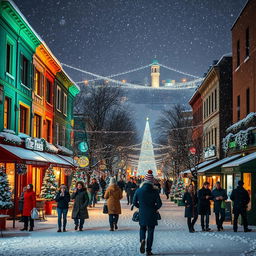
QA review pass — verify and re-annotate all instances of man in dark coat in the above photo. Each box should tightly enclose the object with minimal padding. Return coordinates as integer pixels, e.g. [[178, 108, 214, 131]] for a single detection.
[[117, 178, 126, 192], [211, 181, 228, 231], [230, 180, 252, 232], [90, 178, 100, 207], [71, 181, 89, 231], [125, 177, 135, 205], [164, 179, 172, 199], [133, 170, 162, 256], [99, 177, 107, 199], [198, 181, 212, 231]]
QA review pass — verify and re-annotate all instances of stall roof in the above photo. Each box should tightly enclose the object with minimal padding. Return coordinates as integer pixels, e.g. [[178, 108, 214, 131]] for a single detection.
[[222, 152, 256, 168], [198, 154, 241, 173], [0, 144, 48, 165], [57, 155, 78, 167], [182, 159, 216, 174], [34, 152, 72, 167]]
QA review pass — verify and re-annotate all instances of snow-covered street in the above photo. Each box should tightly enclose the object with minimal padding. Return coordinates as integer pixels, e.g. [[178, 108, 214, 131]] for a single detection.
[[1, 197, 255, 256]]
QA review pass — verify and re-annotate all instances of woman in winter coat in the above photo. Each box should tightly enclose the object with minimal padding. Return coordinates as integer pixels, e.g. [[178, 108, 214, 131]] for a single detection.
[[55, 184, 70, 232], [182, 184, 198, 232], [104, 177, 123, 231], [21, 184, 36, 231], [71, 181, 89, 231], [18, 186, 27, 222]]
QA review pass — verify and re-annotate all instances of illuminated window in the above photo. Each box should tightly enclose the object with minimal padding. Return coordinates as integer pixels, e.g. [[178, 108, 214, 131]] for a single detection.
[[46, 119, 51, 142], [243, 173, 251, 211], [4, 97, 11, 129], [20, 105, 28, 134], [46, 79, 52, 104], [33, 114, 41, 138], [34, 69, 43, 97]]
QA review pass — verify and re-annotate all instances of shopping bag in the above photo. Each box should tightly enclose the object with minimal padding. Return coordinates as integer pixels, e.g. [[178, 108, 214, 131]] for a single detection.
[[132, 210, 139, 222], [31, 208, 39, 219], [103, 203, 108, 214]]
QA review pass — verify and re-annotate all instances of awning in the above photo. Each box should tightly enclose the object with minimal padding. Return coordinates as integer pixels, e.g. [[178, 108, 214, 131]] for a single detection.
[[182, 159, 216, 174], [198, 154, 241, 174], [222, 152, 256, 172], [57, 154, 78, 167], [0, 144, 48, 166], [34, 151, 73, 168]]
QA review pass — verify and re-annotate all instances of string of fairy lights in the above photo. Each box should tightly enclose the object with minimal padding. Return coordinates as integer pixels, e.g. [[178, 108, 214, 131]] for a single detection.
[[61, 62, 203, 89]]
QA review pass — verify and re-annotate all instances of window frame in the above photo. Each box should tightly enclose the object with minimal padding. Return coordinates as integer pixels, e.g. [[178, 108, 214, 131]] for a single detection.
[[63, 93, 67, 116], [33, 114, 42, 138], [4, 97, 11, 129], [19, 105, 28, 134], [21, 54, 29, 87], [56, 85, 62, 112], [46, 79, 52, 104]]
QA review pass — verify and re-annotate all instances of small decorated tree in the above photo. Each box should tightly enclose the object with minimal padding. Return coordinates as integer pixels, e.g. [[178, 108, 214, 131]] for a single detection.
[[70, 170, 87, 193], [0, 166, 13, 210], [174, 179, 185, 200], [40, 166, 58, 200]]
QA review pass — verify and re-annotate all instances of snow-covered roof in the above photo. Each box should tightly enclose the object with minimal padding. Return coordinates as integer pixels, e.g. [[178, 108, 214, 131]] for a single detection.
[[198, 154, 241, 173], [222, 152, 256, 168], [182, 159, 216, 174], [34, 151, 72, 166], [58, 154, 78, 167]]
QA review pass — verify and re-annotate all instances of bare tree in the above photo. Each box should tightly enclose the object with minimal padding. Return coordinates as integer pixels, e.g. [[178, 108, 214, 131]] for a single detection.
[[74, 85, 137, 178], [156, 104, 203, 189]]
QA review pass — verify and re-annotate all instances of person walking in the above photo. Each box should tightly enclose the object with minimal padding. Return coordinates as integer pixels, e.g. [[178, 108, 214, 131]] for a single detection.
[[182, 184, 198, 233], [117, 177, 126, 193], [90, 178, 100, 207], [133, 170, 162, 255], [230, 180, 252, 232], [55, 184, 70, 232], [18, 186, 27, 222], [211, 181, 227, 231], [71, 181, 89, 231], [164, 179, 172, 199], [99, 177, 107, 199], [20, 184, 36, 231], [198, 181, 212, 231], [104, 177, 123, 231], [125, 177, 134, 205]]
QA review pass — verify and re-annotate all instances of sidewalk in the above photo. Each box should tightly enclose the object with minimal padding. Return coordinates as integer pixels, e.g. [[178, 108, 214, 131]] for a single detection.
[[1, 196, 256, 256]]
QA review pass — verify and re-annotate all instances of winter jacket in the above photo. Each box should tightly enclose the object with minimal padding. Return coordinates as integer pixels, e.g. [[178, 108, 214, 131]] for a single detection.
[[18, 192, 24, 212], [230, 186, 250, 214], [104, 184, 123, 214], [23, 190, 36, 217], [182, 192, 198, 218], [211, 188, 228, 213], [164, 181, 172, 193], [126, 182, 137, 195], [71, 189, 89, 219], [198, 187, 212, 215], [91, 182, 100, 194], [133, 181, 162, 226], [117, 180, 126, 191], [55, 191, 70, 209], [100, 179, 107, 190]]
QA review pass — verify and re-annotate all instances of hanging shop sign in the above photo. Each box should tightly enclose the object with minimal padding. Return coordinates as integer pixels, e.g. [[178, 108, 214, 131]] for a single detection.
[[25, 138, 44, 151], [78, 142, 88, 153], [77, 156, 89, 168]]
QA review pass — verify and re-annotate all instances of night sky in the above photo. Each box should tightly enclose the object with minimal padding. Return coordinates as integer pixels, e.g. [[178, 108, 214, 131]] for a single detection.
[[14, 0, 246, 84]]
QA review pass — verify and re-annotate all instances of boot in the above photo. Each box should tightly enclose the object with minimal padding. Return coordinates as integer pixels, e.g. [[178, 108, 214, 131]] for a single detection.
[[244, 228, 252, 232], [75, 225, 78, 230], [140, 240, 145, 254], [57, 229, 61, 232], [29, 227, 33, 231], [114, 223, 118, 230], [20, 228, 28, 231]]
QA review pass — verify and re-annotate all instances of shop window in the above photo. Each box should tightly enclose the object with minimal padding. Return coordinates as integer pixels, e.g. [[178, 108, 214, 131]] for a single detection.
[[34, 69, 43, 97], [0, 163, 15, 198], [33, 114, 41, 138], [6, 43, 13, 74], [21, 54, 29, 86], [53, 167, 61, 186], [19, 105, 28, 134], [243, 173, 251, 211], [32, 167, 42, 197], [226, 175, 233, 199], [46, 79, 52, 104], [245, 27, 250, 58], [46, 119, 51, 142], [63, 93, 67, 116], [56, 86, 62, 111], [4, 97, 11, 129], [56, 123, 59, 145]]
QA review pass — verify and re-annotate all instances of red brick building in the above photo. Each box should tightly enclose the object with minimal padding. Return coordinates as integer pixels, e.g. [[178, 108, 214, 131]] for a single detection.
[[232, 0, 256, 123]]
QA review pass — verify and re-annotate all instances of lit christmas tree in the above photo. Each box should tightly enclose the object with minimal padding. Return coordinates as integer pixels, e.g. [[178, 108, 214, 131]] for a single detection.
[[70, 170, 87, 193], [40, 166, 58, 200], [173, 179, 185, 199], [0, 166, 13, 209]]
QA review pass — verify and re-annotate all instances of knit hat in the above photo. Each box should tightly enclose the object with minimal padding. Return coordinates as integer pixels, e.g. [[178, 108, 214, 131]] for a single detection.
[[144, 170, 154, 183]]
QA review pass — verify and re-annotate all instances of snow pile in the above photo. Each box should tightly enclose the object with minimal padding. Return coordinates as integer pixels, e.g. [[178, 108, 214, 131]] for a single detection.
[[226, 112, 256, 133], [43, 140, 58, 154], [56, 145, 73, 156], [18, 133, 30, 139], [0, 130, 22, 145]]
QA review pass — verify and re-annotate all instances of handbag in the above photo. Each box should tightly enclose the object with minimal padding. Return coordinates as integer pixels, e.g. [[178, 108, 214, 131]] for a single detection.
[[31, 208, 39, 219], [103, 203, 108, 214], [156, 211, 161, 220], [221, 200, 226, 209], [132, 210, 139, 222]]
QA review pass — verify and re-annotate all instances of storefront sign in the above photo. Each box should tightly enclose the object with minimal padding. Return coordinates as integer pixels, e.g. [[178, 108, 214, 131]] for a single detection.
[[204, 146, 216, 159], [25, 138, 44, 151], [77, 156, 89, 168]]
